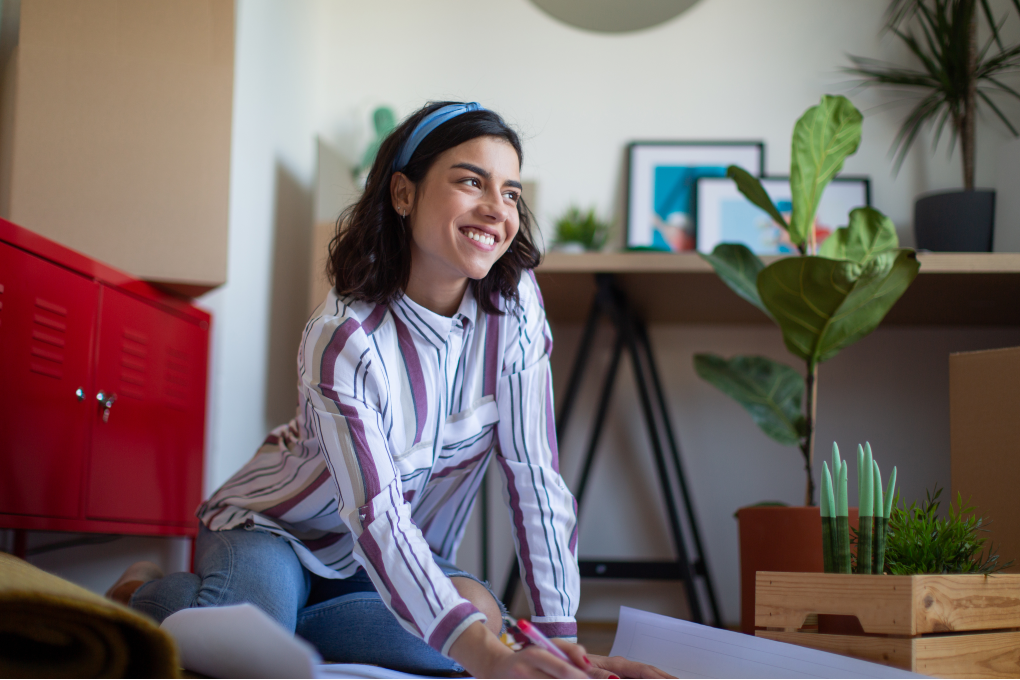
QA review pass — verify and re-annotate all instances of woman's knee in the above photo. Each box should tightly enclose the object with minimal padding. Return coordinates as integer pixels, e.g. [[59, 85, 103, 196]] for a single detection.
[[450, 576, 502, 636], [130, 572, 202, 624], [192, 527, 310, 630]]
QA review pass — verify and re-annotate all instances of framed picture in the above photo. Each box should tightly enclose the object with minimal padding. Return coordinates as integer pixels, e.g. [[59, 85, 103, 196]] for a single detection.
[[626, 142, 765, 252], [695, 176, 871, 255]]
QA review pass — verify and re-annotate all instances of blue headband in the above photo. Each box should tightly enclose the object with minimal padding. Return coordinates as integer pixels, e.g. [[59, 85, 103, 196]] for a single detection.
[[393, 102, 484, 171]]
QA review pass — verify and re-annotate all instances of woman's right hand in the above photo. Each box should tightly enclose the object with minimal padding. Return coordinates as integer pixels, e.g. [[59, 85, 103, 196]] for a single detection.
[[488, 643, 591, 679], [449, 621, 591, 678]]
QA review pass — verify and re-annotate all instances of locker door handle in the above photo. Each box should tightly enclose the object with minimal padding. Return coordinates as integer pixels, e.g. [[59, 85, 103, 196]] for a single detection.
[[96, 391, 117, 422]]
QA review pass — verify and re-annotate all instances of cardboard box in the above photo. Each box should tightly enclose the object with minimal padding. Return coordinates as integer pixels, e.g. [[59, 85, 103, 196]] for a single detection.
[[0, 0, 234, 292], [950, 346, 1020, 573]]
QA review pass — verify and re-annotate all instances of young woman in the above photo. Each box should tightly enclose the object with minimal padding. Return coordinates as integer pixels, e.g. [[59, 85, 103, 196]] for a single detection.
[[109, 102, 667, 679]]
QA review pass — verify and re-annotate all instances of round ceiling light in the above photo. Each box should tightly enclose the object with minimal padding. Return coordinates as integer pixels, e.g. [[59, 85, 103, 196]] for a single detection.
[[530, 0, 701, 33]]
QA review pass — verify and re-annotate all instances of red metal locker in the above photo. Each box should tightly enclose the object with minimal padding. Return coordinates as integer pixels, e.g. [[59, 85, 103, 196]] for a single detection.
[[86, 287, 206, 524], [0, 242, 99, 518]]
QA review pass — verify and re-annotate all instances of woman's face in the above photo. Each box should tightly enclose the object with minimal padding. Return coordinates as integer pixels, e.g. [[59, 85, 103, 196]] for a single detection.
[[395, 135, 522, 289]]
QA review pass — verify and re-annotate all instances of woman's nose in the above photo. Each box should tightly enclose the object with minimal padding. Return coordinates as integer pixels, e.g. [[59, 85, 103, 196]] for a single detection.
[[480, 188, 510, 222]]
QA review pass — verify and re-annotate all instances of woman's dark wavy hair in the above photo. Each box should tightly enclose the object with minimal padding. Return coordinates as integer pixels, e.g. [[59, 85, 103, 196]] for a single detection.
[[326, 101, 541, 316]]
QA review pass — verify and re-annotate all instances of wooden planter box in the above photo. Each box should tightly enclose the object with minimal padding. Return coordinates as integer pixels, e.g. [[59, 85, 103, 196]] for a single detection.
[[755, 571, 1020, 677]]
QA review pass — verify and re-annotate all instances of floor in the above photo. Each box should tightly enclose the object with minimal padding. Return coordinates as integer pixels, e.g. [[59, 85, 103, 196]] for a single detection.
[[576, 621, 618, 656]]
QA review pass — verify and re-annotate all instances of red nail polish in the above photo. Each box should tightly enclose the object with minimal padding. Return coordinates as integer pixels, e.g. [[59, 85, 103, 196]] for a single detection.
[[609, 675, 621, 679], [583, 656, 591, 665]]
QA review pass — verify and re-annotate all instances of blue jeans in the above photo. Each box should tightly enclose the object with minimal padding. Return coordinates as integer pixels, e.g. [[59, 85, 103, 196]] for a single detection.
[[131, 525, 504, 674]]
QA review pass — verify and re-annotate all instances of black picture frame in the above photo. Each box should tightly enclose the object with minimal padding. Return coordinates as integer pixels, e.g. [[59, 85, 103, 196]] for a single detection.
[[625, 141, 765, 252]]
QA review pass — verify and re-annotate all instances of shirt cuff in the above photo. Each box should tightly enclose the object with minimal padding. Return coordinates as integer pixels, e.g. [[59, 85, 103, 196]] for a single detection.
[[426, 600, 487, 657], [530, 617, 577, 639]]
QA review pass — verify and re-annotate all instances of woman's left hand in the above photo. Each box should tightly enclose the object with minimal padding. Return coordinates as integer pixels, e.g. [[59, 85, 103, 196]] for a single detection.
[[585, 654, 674, 679]]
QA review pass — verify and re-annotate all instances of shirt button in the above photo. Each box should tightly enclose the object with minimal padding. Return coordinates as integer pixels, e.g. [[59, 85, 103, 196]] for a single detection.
[[244, 518, 255, 530]]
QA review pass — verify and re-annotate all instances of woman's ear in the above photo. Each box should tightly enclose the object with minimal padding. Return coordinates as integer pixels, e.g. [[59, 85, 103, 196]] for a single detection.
[[390, 171, 414, 217]]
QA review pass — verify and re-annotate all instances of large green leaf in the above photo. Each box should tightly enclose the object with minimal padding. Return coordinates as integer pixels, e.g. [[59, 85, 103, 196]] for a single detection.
[[694, 354, 806, 446], [699, 243, 771, 319], [758, 250, 920, 364], [818, 207, 899, 263], [727, 166, 789, 231], [790, 96, 863, 246]]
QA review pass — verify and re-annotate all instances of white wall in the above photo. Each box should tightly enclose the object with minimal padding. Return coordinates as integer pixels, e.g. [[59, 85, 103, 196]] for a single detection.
[[199, 0, 321, 492]]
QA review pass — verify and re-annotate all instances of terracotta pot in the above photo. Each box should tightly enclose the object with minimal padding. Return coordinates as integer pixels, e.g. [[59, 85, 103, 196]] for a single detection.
[[736, 505, 859, 634]]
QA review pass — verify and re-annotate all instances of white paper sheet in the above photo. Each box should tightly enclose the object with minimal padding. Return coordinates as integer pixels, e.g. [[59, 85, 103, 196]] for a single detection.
[[160, 603, 447, 679], [609, 606, 925, 679]]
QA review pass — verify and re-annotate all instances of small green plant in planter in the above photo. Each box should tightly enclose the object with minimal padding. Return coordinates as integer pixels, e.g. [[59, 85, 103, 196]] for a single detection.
[[552, 206, 610, 253], [821, 442, 898, 574], [694, 95, 921, 506], [884, 484, 1013, 575]]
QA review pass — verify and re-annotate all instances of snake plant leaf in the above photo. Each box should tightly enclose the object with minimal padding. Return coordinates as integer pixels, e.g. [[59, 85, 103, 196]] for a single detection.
[[693, 354, 806, 446], [790, 95, 863, 246], [726, 166, 789, 231], [757, 249, 920, 365], [699, 243, 771, 318], [818, 207, 899, 264]]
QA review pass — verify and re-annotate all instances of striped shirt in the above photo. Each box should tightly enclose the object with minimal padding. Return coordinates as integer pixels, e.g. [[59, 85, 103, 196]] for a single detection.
[[197, 271, 580, 655]]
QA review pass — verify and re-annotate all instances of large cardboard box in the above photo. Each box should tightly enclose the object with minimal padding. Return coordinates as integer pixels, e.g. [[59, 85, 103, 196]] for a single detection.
[[950, 346, 1020, 572], [0, 0, 234, 293]]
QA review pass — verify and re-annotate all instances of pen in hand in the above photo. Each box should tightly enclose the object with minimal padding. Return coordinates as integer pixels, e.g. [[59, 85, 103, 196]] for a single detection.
[[506, 616, 586, 671]]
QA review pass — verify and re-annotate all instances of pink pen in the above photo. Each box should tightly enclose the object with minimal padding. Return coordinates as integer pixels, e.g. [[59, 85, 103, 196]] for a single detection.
[[509, 616, 584, 670]]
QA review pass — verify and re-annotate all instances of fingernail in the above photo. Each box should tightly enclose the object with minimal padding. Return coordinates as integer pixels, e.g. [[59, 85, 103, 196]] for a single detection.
[[609, 675, 621, 679], [583, 655, 591, 665]]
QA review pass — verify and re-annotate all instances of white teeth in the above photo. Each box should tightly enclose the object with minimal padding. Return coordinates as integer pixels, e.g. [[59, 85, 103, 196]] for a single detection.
[[466, 230, 494, 246]]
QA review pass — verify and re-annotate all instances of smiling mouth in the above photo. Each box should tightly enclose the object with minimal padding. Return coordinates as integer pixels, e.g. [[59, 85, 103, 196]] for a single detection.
[[461, 227, 496, 246]]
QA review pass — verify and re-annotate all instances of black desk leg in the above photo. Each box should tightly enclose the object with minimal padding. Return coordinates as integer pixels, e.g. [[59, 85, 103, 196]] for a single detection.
[[635, 318, 722, 625]]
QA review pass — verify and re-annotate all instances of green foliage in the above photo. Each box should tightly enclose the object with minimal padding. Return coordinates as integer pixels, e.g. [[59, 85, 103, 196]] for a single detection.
[[846, 0, 1020, 184], [818, 207, 899, 263], [695, 95, 920, 505], [884, 485, 1013, 575], [727, 167, 789, 232], [757, 250, 920, 364], [698, 244, 771, 319], [553, 207, 610, 251], [693, 354, 807, 446], [356, 106, 397, 177], [789, 96, 864, 246]]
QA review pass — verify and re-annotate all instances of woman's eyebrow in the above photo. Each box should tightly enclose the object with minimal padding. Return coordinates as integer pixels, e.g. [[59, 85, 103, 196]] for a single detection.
[[451, 162, 522, 190]]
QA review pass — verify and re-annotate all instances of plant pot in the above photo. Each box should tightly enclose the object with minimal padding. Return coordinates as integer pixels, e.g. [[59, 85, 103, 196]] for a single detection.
[[914, 189, 996, 252], [755, 571, 1020, 675], [736, 505, 859, 634]]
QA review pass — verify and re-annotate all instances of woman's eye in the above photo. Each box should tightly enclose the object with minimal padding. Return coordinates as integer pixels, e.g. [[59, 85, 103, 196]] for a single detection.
[[461, 177, 481, 189], [504, 191, 520, 203]]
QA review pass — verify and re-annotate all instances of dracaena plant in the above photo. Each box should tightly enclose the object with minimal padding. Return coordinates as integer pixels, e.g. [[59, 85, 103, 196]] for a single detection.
[[846, 0, 1020, 190], [694, 95, 921, 506]]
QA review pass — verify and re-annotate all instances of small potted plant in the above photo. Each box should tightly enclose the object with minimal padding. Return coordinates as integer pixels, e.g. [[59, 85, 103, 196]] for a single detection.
[[551, 206, 610, 253], [692, 94, 921, 632], [755, 483, 1020, 674], [845, 0, 1020, 251]]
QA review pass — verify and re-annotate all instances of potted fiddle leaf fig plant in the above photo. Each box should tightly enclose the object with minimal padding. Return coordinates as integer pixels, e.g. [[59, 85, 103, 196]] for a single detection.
[[696, 95, 921, 633]]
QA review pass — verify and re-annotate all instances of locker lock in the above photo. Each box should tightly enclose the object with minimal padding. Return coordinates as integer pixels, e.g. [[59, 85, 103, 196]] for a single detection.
[[96, 391, 117, 422]]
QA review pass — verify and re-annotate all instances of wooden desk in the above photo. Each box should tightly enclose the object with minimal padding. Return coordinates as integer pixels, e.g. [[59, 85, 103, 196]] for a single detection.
[[535, 252, 1020, 325]]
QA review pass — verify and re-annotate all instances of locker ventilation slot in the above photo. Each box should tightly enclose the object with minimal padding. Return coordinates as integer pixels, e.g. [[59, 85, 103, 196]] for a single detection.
[[120, 329, 148, 399], [30, 297, 66, 379], [165, 346, 190, 409]]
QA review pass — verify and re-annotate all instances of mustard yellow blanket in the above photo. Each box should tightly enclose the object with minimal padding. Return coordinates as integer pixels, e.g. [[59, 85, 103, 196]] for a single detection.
[[0, 552, 179, 678]]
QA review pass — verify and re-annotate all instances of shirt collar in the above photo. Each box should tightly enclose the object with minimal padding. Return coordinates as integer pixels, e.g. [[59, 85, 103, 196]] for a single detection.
[[396, 286, 479, 341]]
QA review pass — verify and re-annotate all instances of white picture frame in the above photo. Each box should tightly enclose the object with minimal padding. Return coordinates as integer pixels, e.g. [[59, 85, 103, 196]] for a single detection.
[[696, 176, 871, 255]]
